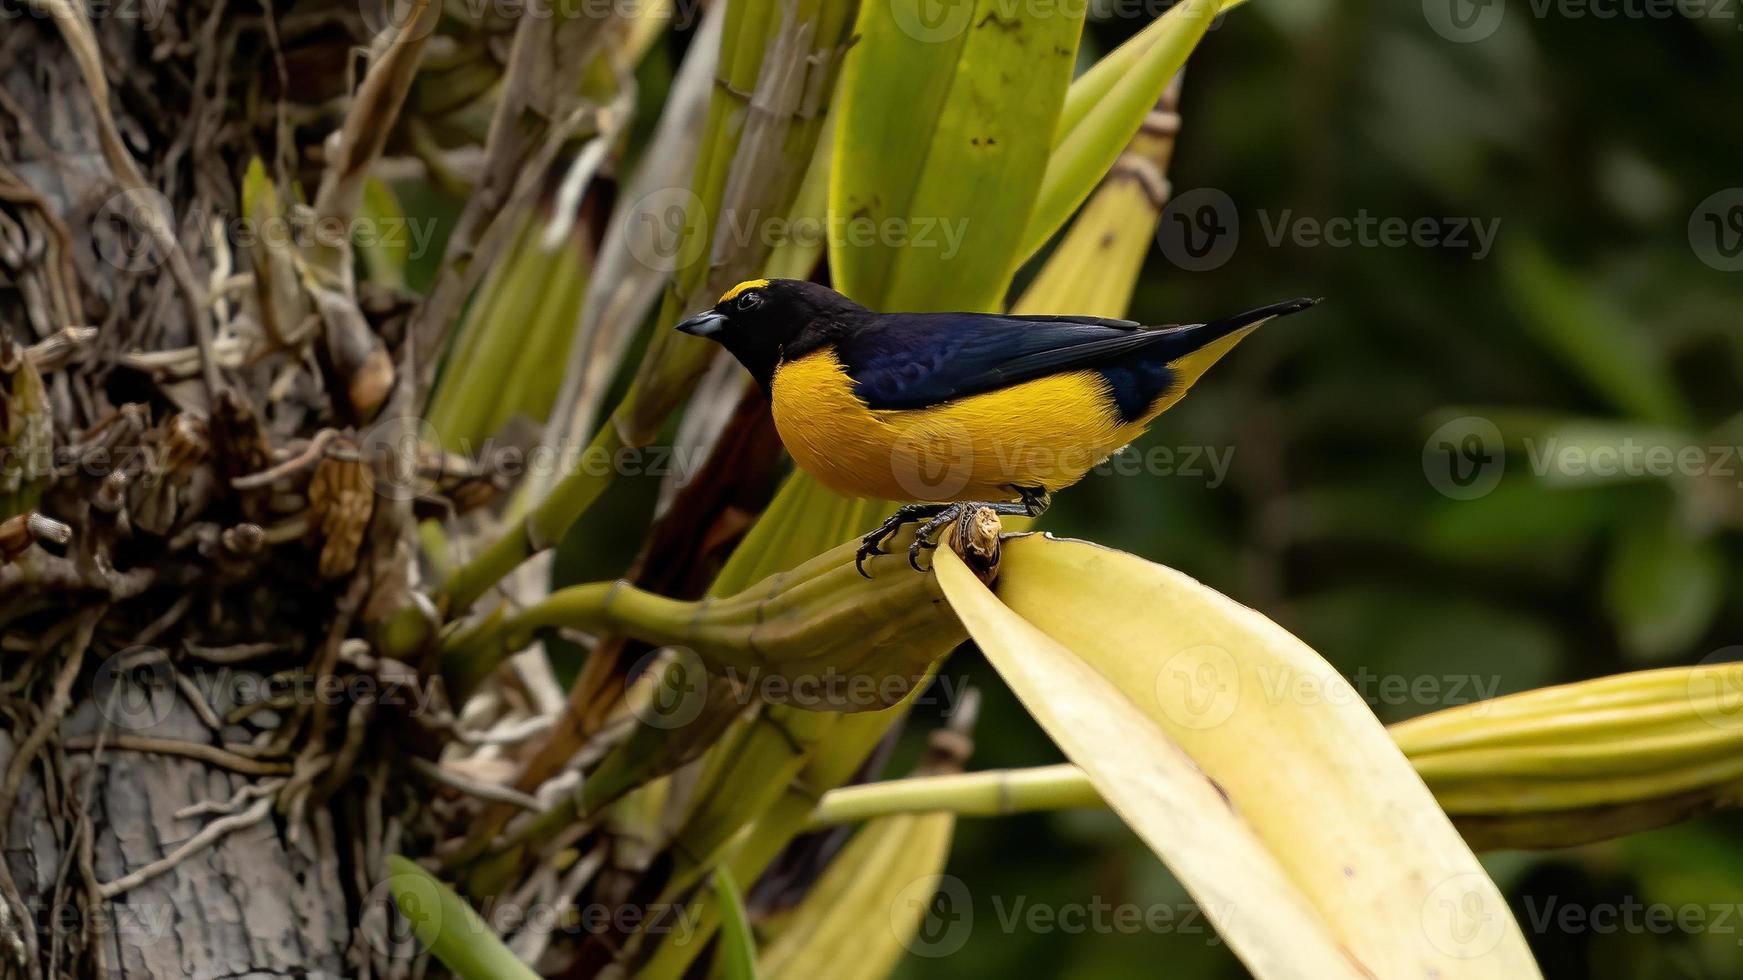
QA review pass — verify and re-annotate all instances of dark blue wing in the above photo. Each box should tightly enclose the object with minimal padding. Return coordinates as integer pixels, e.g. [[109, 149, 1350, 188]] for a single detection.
[[837, 312, 1146, 410], [834, 299, 1317, 420]]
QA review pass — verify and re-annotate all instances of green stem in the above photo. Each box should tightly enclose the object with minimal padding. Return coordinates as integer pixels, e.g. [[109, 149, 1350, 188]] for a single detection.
[[433, 421, 626, 615], [440, 572, 690, 703], [384, 856, 539, 980], [806, 764, 1101, 829]]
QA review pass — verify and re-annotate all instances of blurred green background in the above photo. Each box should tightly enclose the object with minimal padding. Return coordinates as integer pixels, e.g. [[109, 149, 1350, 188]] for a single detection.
[[890, 3, 1743, 978], [440, 1, 1743, 975]]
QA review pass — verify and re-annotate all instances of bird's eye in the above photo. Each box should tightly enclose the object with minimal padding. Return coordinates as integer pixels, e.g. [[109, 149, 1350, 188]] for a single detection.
[[736, 291, 762, 311]]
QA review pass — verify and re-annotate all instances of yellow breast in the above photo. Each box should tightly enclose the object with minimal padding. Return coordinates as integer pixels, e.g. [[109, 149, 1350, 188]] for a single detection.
[[768, 350, 1152, 503]]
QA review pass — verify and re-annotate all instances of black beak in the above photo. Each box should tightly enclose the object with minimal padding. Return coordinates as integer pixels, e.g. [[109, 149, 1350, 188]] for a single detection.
[[676, 310, 726, 338]]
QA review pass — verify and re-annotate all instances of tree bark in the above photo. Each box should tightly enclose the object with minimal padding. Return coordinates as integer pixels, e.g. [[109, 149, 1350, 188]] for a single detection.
[[2, 692, 348, 979], [2, 11, 354, 979]]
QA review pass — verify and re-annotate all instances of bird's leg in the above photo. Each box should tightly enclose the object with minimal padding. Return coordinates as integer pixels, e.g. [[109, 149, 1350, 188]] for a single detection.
[[857, 502, 950, 577], [907, 502, 1031, 570], [1009, 485, 1052, 519], [862, 489, 1054, 575], [905, 489, 1051, 571]]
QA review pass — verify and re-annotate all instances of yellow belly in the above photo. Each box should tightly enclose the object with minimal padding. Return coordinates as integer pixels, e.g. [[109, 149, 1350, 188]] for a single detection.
[[768, 350, 1160, 503]]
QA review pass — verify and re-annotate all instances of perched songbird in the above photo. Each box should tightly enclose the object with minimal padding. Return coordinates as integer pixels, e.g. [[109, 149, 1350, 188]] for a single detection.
[[677, 278, 1316, 574]]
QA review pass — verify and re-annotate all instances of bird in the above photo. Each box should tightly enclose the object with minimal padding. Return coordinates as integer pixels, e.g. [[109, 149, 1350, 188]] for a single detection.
[[676, 278, 1316, 575]]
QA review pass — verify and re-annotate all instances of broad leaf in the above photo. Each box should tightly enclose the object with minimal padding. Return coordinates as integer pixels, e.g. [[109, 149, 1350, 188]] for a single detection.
[[1018, 0, 1241, 260], [831, 0, 1084, 311], [934, 546, 1366, 979], [938, 534, 1541, 978]]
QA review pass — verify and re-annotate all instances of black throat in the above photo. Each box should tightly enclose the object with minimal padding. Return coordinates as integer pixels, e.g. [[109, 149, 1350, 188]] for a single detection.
[[737, 315, 850, 393]]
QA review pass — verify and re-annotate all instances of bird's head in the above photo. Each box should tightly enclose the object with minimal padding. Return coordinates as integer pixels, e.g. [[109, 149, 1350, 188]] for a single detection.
[[676, 278, 864, 389]]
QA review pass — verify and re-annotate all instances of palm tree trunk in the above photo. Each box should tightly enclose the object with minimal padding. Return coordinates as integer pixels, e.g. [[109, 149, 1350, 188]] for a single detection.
[[2, 11, 355, 978]]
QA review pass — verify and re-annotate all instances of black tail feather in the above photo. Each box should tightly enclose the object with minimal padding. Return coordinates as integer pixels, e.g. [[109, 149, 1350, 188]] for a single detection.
[[1137, 296, 1319, 364]]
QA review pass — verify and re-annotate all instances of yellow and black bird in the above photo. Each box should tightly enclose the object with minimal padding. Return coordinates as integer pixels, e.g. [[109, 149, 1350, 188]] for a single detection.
[[677, 278, 1316, 574]]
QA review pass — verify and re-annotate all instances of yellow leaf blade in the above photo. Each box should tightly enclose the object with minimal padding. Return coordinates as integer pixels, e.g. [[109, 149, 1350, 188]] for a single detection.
[[934, 546, 1367, 980], [963, 533, 1541, 978]]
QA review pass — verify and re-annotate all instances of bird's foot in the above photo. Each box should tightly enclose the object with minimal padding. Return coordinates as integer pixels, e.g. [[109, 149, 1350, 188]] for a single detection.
[[859, 489, 1053, 576], [1008, 485, 1053, 519], [905, 503, 1010, 570], [856, 503, 949, 577]]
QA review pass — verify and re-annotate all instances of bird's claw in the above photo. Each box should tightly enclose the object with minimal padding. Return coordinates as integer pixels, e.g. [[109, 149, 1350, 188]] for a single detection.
[[907, 503, 968, 571], [857, 503, 947, 577], [907, 533, 942, 572], [854, 537, 886, 578], [862, 495, 1045, 576]]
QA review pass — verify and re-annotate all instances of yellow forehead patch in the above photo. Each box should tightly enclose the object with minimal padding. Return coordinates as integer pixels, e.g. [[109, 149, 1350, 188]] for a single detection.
[[718, 279, 771, 305]]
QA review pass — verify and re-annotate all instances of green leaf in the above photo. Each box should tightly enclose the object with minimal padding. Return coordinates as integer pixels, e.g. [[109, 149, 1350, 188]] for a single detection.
[[710, 469, 888, 592], [1604, 509, 1724, 661], [359, 176, 409, 288], [713, 867, 760, 980], [1012, 66, 1183, 319], [831, 0, 1084, 311], [615, 0, 855, 444], [1420, 478, 1627, 560], [1017, 0, 1241, 261], [1502, 238, 1693, 428], [428, 218, 589, 448], [435, 1, 855, 611], [383, 856, 539, 980], [240, 156, 276, 222], [1052, 0, 1246, 141]]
